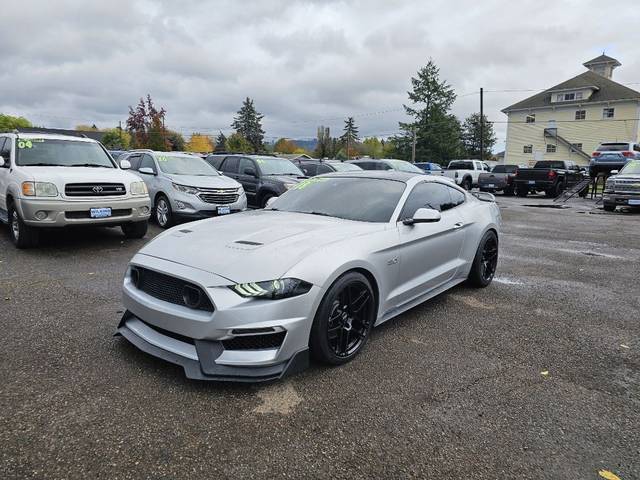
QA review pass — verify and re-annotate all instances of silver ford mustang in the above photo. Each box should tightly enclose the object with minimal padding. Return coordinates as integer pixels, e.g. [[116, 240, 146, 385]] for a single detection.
[[116, 171, 501, 382]]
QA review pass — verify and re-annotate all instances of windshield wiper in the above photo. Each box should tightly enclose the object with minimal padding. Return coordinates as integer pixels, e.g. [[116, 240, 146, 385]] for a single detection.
[[23, 163, 63, 167], [68, 163, 111, 168], [304, 211, 334, 218]]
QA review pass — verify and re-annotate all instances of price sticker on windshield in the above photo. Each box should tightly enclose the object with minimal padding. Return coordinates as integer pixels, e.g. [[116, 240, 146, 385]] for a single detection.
[[293, 177, 329, 190], [17, 140, 33, 149]]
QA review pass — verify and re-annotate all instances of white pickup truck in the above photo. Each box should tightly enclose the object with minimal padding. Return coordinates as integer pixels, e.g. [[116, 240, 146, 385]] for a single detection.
[[0, 132, 151, 248], [443, 160, 491, 190]]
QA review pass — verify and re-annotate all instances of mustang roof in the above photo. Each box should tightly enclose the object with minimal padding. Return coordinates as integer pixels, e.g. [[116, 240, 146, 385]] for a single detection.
[[321, 170, 426, 183]]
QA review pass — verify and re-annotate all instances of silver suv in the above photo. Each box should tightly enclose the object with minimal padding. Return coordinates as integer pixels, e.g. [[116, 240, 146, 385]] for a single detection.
[[0, 132, 150, 248], [121, 150, 247, 228]]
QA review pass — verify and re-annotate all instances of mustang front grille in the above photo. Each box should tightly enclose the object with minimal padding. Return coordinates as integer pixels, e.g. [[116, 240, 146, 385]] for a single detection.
[[131, 267, 214, 312], [222, 332, 286, 350]]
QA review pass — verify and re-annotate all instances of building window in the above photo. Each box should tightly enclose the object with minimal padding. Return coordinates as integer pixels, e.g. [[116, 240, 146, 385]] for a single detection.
[[546, 144, 557, 153], [564, 93, 575, 101], [575, 110, 586, 120], [525, 114, 535, 123], [603, 108, 615, 118], [556, 94, 564, 102], [575, 92, 583, 100], [571, 143, 583, 152], [523, 145, 533, 154]]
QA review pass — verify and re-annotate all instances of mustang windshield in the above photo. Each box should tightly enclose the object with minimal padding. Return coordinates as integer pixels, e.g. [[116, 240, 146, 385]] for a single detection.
[[157, 155, 220, 175], [16, 139, 115, 168], [270, 177, 406, 222]]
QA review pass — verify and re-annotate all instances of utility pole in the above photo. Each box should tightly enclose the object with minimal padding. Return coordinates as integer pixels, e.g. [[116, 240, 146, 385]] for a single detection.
[[118, 120, 122, 147], [411, 127, 416, 163], [479, 87, 484, 162], [347, 135, 350, 161]]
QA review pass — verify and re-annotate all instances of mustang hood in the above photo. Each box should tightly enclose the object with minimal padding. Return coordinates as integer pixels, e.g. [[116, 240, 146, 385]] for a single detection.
[[138, 210, 384, 283]]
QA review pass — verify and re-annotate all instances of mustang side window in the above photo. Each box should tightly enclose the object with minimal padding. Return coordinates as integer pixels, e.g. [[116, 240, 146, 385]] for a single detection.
[[400, 182, 454, 220]]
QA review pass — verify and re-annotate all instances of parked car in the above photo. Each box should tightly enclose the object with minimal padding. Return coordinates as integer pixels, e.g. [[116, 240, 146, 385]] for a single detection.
[[414, 162, 444, 175], [292, 158, 362, 176], [0, 133, 150, 248], [590, 142, 640, 177], [116, 171, 501, 381], [603, 160, 640, 211], [204, 154, 306, 208], [347, 158, 425, 174], [443, 160, 491, 190], [478, 164, 519, 195], [108, 150, 127, 161], [513, 160, 586, 198], [121, 150, 246, 228]]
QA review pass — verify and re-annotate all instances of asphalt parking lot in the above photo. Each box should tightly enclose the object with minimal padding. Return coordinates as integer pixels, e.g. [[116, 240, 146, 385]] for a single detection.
[[1, 196, 638, 480]]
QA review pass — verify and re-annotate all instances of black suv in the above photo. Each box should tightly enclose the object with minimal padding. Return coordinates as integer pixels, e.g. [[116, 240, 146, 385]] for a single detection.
[[292, 158, 362, 176], [205, 154, 306, 207]]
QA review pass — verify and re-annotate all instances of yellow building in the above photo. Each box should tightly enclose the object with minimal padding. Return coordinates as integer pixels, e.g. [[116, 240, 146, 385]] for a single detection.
[[502, 55, 640, 166]]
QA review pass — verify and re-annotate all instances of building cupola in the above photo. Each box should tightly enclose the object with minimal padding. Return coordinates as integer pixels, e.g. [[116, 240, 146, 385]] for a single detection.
[[583, 54, 621, 79]]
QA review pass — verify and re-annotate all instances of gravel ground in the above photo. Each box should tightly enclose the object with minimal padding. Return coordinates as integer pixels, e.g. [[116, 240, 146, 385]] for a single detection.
[[1, 196, 638, 480]]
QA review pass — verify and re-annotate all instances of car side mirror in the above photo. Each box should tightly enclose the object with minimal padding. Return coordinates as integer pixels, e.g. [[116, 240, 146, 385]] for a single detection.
[[265, 197, 278, 208], [120, 159, 131, 170], [403, 208, 441, 225], [0, 157, 5, 168], [243, 167, 257, 177], [139, 167, 156, 175], [610, 170, 619, 175]]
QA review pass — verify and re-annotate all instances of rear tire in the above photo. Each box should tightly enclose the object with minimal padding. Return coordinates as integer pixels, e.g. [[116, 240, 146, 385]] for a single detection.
[[505, 186, 516, 196], [261, 193, 276, 208], [516, 186, 528, 197], [546, 182, 563, 198], [310, 272, 375, 365], [467, 230, 498, 288], [603, 204, 616, 212], [122, 221, 148, 239], [461, 177, 472, 191], [155, 195, 173, 228], [8, 203, 39, 249]]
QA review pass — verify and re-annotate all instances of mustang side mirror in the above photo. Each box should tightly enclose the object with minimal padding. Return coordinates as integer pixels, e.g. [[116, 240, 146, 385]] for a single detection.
[[138, 167, 156, 175], [265, 197, 278, 209], [120, 159, 131, 170], [403, 208, 441, 225]]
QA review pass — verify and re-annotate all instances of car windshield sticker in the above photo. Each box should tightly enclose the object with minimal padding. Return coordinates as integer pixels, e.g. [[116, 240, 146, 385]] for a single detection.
[[292, 177, 329, 190], [157, 155, 170, 162], [256, 159, 265, 165], [17, 140, 34, 149]]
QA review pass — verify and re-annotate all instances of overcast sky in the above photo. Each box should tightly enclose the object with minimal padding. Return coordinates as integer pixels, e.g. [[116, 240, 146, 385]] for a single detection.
[[1, 0, 639, 151]]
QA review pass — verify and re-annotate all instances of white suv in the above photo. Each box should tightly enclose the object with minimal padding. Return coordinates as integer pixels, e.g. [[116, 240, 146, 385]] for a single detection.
[[0, 132, 151, 248]]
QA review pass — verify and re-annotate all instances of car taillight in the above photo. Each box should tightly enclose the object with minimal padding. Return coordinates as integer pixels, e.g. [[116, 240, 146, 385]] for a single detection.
[[547, 170, 557, 179], [622, 151, 634, 157], [592, 152, 601, 157]]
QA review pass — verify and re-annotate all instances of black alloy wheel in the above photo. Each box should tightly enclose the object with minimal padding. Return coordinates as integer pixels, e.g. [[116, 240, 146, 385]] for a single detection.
[[310, 272, 375, 365], [468, 230, 499, 288]]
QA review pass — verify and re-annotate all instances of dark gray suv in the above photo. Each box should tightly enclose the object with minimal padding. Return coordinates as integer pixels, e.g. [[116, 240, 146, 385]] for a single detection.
[[205, 154, 306, 208]]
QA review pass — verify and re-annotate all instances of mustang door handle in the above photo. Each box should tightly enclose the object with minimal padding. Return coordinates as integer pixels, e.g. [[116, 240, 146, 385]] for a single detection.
[[453, 222, 464, 229]]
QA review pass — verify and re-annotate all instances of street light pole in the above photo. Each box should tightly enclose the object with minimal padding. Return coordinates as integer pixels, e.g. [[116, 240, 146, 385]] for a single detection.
[[479, 87, 484, 162]]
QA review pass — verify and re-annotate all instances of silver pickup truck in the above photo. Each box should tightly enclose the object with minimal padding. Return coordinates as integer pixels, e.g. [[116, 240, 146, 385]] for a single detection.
[[0, 132, 151, 248], [603, 160, 640, 212]]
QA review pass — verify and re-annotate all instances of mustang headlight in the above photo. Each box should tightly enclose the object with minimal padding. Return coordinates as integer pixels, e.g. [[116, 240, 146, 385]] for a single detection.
[[230, 278, 312, 300], [130, 181, 148, 195], [173, 183, 199, 195], [22, 181, 58, 197]]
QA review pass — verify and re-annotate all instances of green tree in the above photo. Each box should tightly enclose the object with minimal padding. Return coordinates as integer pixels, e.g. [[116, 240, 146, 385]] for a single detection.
[[461, 113, 496, 160], [215, 131, 227, 152], [395, 59, 463, 163], [0, 113, 32, 131], [361, 137, 383, 158], [231, 97, 265, 153], [339, 117, 359, 158], [166, 130, 186, 151], [101, 127, 131, 149], [126, 94, 169, 150], [273, 138, 299, 154], [226, 132, 252, 152]]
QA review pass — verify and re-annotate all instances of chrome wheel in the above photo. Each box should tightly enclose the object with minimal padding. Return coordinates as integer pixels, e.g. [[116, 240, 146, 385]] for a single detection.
[[480, 235, 498, 282], [11, 210, 20, 241], [326, 281, 373, 358], [156, 199, 169, 227]]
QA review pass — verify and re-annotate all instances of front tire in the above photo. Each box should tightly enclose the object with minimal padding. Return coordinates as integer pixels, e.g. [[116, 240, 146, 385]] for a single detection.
[[310, 272, 375, 365], [461, 177, 472, 191], [516, 186, 528, 197], [155, 195, 173, 228], [122, 221, 148, 239], [603, 204, 616, 212], [8, 203, 39, 249], [467, 230, 498, 288], [261, 193, 276, 209]]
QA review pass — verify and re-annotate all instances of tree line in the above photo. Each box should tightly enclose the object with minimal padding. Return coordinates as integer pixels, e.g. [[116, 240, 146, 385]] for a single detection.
[[1, 59, 495, 162]]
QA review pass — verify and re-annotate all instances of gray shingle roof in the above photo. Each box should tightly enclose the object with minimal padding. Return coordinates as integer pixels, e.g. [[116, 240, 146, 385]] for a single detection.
[[502, 70, 640, 112], [583, 54, 621, 66]]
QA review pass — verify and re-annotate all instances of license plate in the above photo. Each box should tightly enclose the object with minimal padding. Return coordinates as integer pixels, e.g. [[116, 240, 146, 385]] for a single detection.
[[90, 207, 112, 218], [528, 180, 536, 185], [629, 199, 640, 205], [487, 183, 495, 188], [217, 206, 231, 215]]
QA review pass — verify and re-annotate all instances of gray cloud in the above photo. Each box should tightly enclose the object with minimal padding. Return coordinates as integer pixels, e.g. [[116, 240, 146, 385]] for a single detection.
[[1, 0, 639, 150]]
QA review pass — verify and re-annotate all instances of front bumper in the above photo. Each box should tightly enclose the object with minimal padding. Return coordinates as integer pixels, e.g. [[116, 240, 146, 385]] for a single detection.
[[603, 192, 640, 207], [169, 191, 247, 219], [17, 196, 151, 227], [117, 254, 321, 381], [116, 312, 309, 382]]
